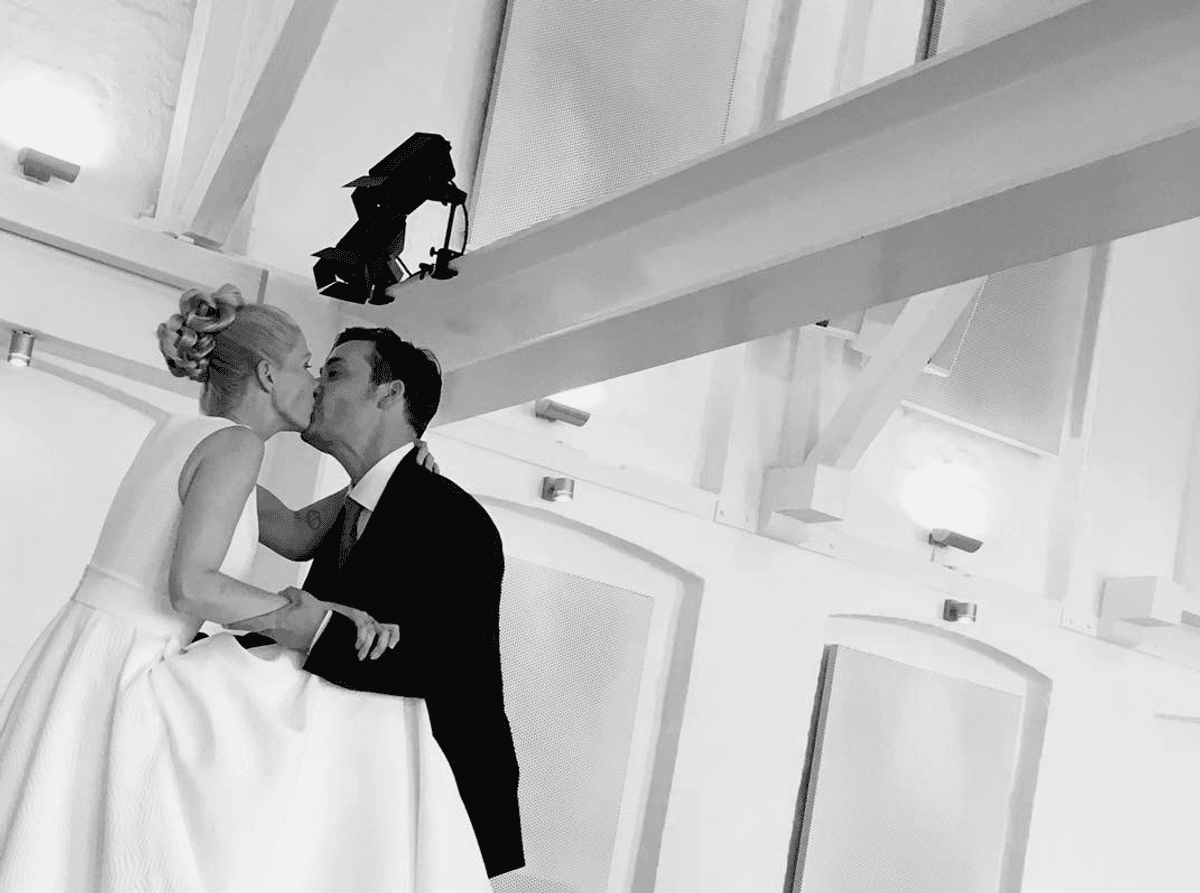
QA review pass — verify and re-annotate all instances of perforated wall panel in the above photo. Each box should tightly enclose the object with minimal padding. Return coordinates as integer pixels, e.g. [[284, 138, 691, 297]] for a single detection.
[[495, 557, 655, 893], [932, 0, 1087, 55], [794, 646, 1022, 893], [470, 0, 750, 248], [906, 249, 1093, 453]]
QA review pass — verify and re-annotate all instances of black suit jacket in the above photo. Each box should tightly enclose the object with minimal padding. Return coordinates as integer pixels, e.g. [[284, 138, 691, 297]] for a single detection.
[[301, 449, 525, 877]]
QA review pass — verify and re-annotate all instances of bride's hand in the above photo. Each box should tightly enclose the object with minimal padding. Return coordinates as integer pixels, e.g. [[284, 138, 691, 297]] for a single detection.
[[326, 602, 400, 661], [414, 439, 440, 475]]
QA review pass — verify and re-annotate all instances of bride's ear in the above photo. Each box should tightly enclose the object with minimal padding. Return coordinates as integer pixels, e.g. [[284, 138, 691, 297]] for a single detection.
[[255, 359, 275, 392]]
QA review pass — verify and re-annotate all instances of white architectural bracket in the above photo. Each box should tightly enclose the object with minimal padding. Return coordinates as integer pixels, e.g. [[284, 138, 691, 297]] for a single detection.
[[761, 463, 852, 525], [1098, 576, 1200, 648], [348, 0, 1200, 426], [806, 280, 981, 470], [759, 279, 980, 528]]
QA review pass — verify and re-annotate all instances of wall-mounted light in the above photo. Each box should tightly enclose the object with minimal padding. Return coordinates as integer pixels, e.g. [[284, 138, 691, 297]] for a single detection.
[[534, 398, 590, 427], [541, 476, 575, 502], [928, 528, 983, 553], [17, 147, 79, 184], [943, 599, 978, 623], [7, 330, 34, 367]]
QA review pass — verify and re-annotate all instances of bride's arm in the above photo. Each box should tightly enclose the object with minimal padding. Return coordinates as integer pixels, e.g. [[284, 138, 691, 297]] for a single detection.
[[255, 440, 441, 563], [169, 426, 297, 624], [256, 485, 347, 562]]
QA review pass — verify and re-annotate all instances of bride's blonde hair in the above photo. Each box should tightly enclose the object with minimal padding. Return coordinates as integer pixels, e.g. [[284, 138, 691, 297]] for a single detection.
[[157, 284, 301, 415]]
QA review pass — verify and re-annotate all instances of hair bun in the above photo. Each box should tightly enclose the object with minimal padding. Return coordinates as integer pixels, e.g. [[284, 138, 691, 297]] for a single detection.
[[156, 284, 245, 383]]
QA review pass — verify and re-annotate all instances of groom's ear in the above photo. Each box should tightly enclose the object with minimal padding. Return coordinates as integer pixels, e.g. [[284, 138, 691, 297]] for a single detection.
[[377, 378, 406, 410]]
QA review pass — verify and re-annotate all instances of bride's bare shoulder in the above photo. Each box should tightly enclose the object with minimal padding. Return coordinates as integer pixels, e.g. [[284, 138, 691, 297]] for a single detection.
[[178, 425, 264, 501]]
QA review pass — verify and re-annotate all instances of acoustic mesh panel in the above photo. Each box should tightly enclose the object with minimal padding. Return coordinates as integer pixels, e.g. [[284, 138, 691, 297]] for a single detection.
[[794, 646, 1022, 893], [495, 557, 655, 893], [906, 249, 1093, 453], [470, 0, 750, 247], [932, 0, 1086, 55]]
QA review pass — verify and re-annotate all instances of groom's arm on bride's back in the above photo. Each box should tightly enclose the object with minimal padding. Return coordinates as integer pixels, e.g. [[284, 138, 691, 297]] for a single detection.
[[256, 485, 348, 562]]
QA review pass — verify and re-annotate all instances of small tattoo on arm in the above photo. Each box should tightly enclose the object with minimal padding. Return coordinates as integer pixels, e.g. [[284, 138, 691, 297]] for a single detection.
[[304, 509, 322, 531]]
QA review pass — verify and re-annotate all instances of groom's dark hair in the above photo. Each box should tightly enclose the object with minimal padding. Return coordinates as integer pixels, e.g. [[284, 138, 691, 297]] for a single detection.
[[334, 327, 442, 436]]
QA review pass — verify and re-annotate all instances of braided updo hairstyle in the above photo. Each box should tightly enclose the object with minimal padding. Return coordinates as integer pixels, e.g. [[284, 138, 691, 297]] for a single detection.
[[157, 284, 302, 416]]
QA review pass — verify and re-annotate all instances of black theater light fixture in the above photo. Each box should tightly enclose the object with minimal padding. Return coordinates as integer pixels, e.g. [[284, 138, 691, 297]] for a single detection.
[[312, 133, 468, 305]]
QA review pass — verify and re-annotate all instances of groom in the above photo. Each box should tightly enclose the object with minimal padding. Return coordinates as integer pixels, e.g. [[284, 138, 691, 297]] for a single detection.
[[263, 326, 524, 878]]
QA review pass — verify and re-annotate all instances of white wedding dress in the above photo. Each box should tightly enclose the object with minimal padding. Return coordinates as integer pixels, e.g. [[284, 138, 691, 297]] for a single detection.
[[0, 415, 492, 893]]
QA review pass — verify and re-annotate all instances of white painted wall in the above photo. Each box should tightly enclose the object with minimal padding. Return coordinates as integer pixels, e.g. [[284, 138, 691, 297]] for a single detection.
[[935, 0, 1090, 55], [842, 404, 1057, 593], [482, 350, 720, 488], [1059, 218, 1200, 628], [417, 431, 1200, 893], [0, 0, 195, 217], [0, 363, 159, 684]]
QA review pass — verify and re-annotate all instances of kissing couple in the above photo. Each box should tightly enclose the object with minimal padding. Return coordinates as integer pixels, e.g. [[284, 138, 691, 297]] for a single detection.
[[0, 284, 524, 892]]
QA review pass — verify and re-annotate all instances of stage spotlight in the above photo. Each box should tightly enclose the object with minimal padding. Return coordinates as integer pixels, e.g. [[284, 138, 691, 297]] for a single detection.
[[312, 133, 468, 305]]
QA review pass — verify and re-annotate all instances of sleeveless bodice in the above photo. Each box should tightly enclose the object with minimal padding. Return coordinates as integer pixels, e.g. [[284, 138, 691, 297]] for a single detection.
[[71, 414, 259, 642]]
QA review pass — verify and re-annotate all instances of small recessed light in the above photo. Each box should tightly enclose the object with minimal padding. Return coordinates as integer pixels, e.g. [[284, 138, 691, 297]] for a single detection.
[[7, 329, 34, 366], [541, 477, 575, 502], [534, 398, 590, 427]]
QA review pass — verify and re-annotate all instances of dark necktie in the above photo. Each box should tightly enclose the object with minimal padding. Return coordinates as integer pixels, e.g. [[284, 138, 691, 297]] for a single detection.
[[337, 497, 364, 570]]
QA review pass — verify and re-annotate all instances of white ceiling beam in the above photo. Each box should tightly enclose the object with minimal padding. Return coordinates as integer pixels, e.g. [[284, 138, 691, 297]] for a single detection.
[[0, 319, 199, 399], [177, 0, 340, 245], [342, 0, 1200, 425], [0, 177, 266, 297]]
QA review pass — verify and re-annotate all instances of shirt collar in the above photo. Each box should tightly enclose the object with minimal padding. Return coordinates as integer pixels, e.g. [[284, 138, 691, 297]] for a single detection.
[[348, 442, 414, 513]]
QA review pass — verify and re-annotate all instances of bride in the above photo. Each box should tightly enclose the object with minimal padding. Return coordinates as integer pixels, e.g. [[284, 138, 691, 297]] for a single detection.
[[0, 285, 492, 892]]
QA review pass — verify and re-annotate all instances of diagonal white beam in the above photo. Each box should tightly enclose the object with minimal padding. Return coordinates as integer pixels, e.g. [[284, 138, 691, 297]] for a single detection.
[[177, 0, 340, 244], [805, 279, 983, 469], [347, 0, 1200, 425], [156, 0, 246, 228]]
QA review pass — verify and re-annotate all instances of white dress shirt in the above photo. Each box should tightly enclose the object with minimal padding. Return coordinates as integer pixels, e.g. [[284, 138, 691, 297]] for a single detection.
[[308, 442, 415, 650], [347, 441, 415, 539]]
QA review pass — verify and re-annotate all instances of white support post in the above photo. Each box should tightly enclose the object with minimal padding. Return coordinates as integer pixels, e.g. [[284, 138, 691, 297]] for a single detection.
[[693, 345, 752, 493]]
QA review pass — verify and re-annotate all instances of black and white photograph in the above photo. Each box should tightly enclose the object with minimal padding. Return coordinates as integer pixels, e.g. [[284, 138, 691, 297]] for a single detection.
[[2, 1, 1199, 891]]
